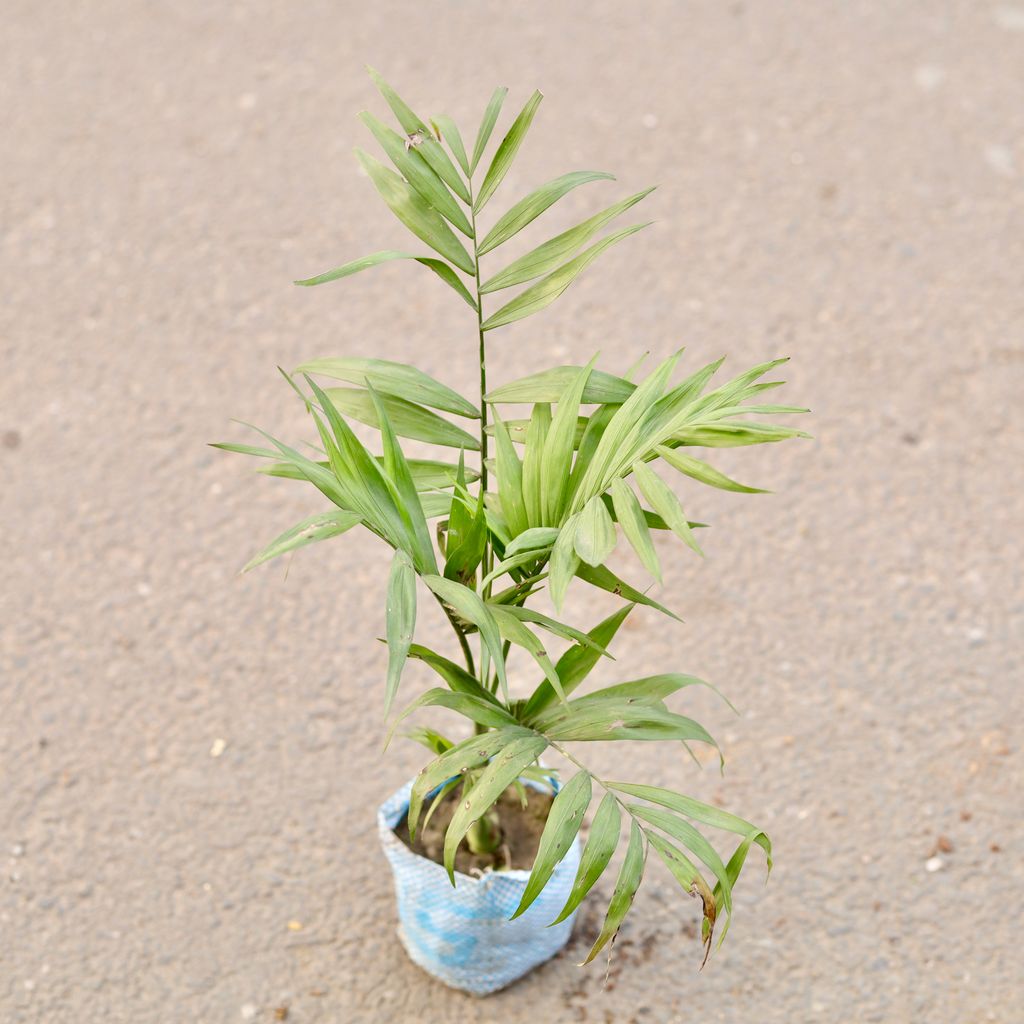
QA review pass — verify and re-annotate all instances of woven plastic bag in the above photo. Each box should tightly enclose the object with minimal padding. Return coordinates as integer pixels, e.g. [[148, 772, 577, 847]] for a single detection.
[[378, 776, 581, 994]]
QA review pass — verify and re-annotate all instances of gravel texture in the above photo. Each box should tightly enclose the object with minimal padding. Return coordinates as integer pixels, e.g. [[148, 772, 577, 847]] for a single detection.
[[2, 2, 1022, 1021]]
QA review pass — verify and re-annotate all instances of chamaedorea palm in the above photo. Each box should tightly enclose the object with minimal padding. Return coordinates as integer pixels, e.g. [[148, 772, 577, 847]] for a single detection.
[[215, 69, 808, 966]]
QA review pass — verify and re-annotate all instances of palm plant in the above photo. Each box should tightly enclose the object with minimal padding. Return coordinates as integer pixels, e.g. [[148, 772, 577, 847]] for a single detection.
[[215, 69, 809, 967]]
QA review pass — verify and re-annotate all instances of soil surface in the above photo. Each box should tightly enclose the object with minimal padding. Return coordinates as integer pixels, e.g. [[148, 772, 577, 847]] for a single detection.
[[395, 786, 555, 875]]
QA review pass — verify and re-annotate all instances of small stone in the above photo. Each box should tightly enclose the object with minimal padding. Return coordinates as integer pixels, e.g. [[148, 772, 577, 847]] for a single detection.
[[2, 430, 20, 450], [914, 65, 945, 92], [287, 920, 303, 931], [241, 1004, 257, 1021], [924, 856, 944, 873], [210, 738, 227, 758], [10, 843, 24, 857], [934, 835, 954, 854]]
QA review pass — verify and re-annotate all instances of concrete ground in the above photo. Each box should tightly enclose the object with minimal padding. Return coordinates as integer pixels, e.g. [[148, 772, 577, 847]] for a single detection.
[[2, 2, 1022, 1021]]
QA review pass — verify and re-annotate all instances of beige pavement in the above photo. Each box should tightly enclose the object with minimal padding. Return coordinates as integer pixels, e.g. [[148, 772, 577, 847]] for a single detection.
[[2, 2, 1022, 1021]]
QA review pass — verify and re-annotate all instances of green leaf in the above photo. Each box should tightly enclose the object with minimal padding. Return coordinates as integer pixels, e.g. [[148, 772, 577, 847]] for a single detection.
[[497, 605, 611, 657], [629, 805, 734, 916], [504, 526, 560, 557], [432, 114, 470, 176], [609, 477, 660, 581], [302, 380, 413, 552], [369, 385, 438, 573], [386, 688, 518, 746], [540, 702, 717, 746], [403, 725, 452, 755], [632, 461, 703, 556], [470, 86, 508, 174], [548, 515, 581, 612], [523, 604, 633, 719], [656, 446, 767, 494], [356, 149, 474, 274], [384, 550, 416, 715], [407, 727, 532, 838], [605, 783, 772, 870], [478, 171, 614, 255], [294, 249, 477, 308], [323, 387, 480, 450], [443, 733, 549, 880], [242, 509, 362, 572], [645, 831, 717, 957], [482, 223, 650, 331], [581, 819, 645, 965], [485, 366, 635, 405], [474, 90, 543, 213], [358, 112, 474, 238], [542, 362, 594, 522], [422, 575, 509, 701], [480, 187, 655, 293], [365, 67, 470, 203], [550, 791, 621, 925], [521, 403, 551, 527], [492, 414, 528, 538], [575, 563, 680, 620], [257, 457, 477, 491], [511, 771, 592, 918], [299, 354, 477, 413], [574, 494, 617, 567], [569, 352, 680, 511], [407, 643, 500, 703], [672, 422, 811, 448], [489, 606, 565, 703], [568, 673, 733, 713]]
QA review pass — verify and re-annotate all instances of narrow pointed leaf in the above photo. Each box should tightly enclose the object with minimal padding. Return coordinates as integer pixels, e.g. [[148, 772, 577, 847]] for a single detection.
[[368, 385, 437, 572], [549, 515, 581, 612], [505, 526, 560, 557], [296, 352, 475, 415], [486, 366, 635, 405], [605, 783, 772, 869], [646, 831, 717, 960], [356, 149, 474, 273], [581, 820, 645, 965], [542, 362, 594, 522], [493, 414, 528, 538], [481, 187, 656, 293], [433, 114, 470, 175], [323, 387, 480, 449], [359, 112, 474, 237], [366, 67, 470, 202], [243, 510, 362, 572], [408, 727, 532, 838], [407, 644, 500, 703], [550, 791, 621, 925], [511, 772, 592, 918], [478, 171, 614, 255], [387, 688, 517, 746], [521, 403, 551, 527], [629, 805, 734, 916], [384, 550, 416, 715], [575, 564, 680, 620], [632, 461, 703, 556], [482, 223, 650, 331], [475, 90, 543, 213], [574, 494, 617, 567], [609, 477, 660, 581], [423, 575, 509, 700], [295, 250, 475, 308], [489, 606, 565, 703], [524, 604, 633, 719], [470, 86, 508, 173], [656, 446, 767, 493], [443, 734, 549, 880]]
